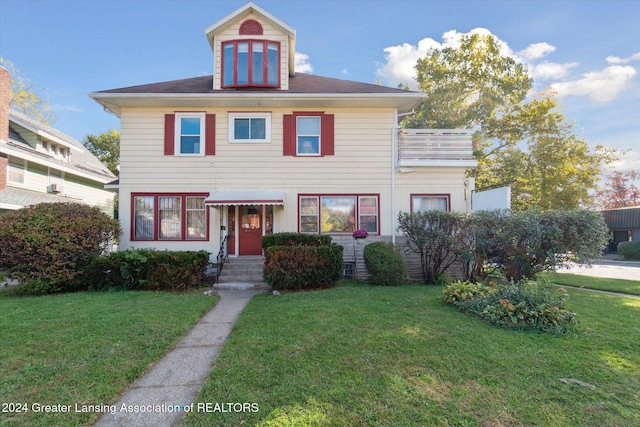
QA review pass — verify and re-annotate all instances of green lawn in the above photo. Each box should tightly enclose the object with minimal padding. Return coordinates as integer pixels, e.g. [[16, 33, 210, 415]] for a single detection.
[[0, 290, 218, 427], [541, 272, 640, 296], [186, 282, 640, 427]]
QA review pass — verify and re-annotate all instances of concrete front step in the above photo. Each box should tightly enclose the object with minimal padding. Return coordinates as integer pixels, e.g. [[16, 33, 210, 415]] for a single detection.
[[217, 256, 265, 283]]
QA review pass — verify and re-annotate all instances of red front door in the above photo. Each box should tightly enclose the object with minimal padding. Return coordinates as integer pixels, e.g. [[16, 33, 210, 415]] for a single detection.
[[238, 206, 263, 255]]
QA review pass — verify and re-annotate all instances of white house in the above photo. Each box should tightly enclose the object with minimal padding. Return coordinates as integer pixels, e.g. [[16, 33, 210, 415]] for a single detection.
[[90, 2, 476, 279], [0, 67, 116, 216]]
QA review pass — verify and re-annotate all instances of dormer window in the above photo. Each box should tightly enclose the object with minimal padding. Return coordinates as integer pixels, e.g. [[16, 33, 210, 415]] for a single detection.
[[222, 40, 280, 88]]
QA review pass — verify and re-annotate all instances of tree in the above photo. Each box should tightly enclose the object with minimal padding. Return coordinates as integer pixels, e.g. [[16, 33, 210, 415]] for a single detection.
[[0, 57, 56, 124], [595, 170, 640, 209], [83, 129, 120, 176], [480, 93, 618, 210], [406, 33, 532, 130], [406, 35, 618, 210]]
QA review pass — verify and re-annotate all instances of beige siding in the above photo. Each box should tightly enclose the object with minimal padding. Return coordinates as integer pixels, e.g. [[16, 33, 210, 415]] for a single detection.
[[117, 106, 473, 252]]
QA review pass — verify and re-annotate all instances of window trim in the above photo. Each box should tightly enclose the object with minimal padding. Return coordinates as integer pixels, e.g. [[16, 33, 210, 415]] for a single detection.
[[298, 193, 380, 235], [174, 112, 206, 156], [221, 39, 281, 88], [296, 115, 321, 156], [410, 193, 451, 212], [131, 193, 209, 241], [228, 112, 272, 143]]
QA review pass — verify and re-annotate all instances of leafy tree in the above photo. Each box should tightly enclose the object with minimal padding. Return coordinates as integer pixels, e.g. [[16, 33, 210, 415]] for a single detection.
[[406, 35, 618, 210], [83, 128, 120, 176], [406, 33, 532, 130], [481, 93, 618, 210], [0, 57, 56, 124], [595, 170, 640, 209]]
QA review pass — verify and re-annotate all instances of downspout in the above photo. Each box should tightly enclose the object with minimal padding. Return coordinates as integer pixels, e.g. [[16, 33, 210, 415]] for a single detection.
[[392, 109, 415, 245]]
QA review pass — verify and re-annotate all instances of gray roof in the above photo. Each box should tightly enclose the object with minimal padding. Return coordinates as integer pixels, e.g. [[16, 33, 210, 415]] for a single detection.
[[0, 186, 77, 208], [601, 207, 640, 229], [6, 110, 116, 182]]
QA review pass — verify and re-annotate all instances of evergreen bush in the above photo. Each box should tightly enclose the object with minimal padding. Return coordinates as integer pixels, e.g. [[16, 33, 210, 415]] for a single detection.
[[617, 241, 640, 260], [363, 241, 408, 286]]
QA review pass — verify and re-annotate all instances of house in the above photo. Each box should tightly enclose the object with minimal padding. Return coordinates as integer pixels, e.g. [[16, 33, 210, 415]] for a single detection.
[[89, 2, 477, 279], [0, 67, 116, 216], [601, 206, 640, 253]]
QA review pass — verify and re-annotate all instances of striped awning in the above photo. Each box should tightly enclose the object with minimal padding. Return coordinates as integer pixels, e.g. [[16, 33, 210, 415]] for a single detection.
[[204, 190, 285, 206]]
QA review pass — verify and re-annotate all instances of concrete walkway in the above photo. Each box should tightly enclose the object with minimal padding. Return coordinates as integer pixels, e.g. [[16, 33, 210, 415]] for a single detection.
[[95, 287, 264, 427]]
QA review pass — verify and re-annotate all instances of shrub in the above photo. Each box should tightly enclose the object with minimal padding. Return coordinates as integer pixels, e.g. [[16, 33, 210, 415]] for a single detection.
[[363, 242, 408, 286], [443, 280, 577, 334], [0, 202, 121, 294], [81, 249, 210, 291], [262, 232, 332, 248], [263, 245, 343, 291], [617, 241, 640, 260], [397, 210, 474, 284]]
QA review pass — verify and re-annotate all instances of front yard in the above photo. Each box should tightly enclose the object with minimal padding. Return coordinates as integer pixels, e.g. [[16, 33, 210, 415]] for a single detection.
[[0, 290, 218, 426], [187, 281, 639, 426], [1, 278, 638, 426]]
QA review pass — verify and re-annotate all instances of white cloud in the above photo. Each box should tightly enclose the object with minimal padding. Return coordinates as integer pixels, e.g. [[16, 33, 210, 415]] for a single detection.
[[517, 42, 555, 61], [294, 52, 313, 73], [551, 65, 637, 103], [531, 61, 578, 79], [606, 52, 640, 64]]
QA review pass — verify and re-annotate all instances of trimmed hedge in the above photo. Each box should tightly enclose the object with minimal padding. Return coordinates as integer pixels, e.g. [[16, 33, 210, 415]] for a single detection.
[[262, 232, 332, 248], [262, 232, 343, 290], [617, 241, 640, 260], [263, 245, 343, 290], [80, 249, 210, 291], [363, 241, 408, 286], [0, 202, 121, 294]]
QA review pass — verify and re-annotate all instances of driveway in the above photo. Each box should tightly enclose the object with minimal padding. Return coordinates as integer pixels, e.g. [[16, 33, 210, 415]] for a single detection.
[[562, 257, 640, 281]]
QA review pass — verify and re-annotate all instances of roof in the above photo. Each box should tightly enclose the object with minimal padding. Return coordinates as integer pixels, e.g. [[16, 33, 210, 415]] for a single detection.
[[0, 186, 79, 210], [601, 206, 640, 229], [90, 73, 424, 115], [3, 110, 116, 183]]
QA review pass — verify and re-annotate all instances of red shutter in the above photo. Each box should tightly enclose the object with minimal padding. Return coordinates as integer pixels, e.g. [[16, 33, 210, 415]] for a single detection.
[[322, 113, 335, 156], [205, 114, 216, 155], [283, 114, 295, 156], [164, 114, 175, 155]]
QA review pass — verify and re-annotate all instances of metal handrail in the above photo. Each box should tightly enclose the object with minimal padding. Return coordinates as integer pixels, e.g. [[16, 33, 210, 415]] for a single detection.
[[214, 235, 228, 283]]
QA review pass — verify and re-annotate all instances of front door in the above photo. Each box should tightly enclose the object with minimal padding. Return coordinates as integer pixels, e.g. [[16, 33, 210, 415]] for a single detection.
[[239, 205, 263, 255]]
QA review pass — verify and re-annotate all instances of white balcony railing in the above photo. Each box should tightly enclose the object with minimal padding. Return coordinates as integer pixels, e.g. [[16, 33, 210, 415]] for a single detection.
[[397, 129, 477, 168]]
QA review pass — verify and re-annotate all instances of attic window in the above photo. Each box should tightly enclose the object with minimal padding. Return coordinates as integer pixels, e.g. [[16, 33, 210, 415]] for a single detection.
[[222, 40, 280, 88], [239, 19, 263, 35]]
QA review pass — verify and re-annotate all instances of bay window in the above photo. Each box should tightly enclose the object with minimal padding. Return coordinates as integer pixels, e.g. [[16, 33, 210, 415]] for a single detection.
[[222, 40, 280, 88]]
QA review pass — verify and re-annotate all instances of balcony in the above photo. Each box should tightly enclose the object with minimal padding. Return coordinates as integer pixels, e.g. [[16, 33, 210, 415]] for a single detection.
[[397, 129, 477, 169]]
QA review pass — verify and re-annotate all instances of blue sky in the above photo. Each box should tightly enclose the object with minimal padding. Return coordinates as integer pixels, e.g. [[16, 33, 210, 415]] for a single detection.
[[1, 0, 638, 172]]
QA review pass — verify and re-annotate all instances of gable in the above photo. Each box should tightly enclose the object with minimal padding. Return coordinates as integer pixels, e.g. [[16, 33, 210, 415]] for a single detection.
[[206, 2, 296, 90]]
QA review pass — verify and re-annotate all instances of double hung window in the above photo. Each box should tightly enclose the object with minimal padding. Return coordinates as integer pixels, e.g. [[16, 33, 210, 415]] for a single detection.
[[175, 113, 205, 155], [411, 194, 450, 212]]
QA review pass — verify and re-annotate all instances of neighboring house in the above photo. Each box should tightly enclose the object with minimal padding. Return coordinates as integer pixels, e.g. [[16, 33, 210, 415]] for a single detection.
[[0, 67, 116, 216], [89, 2, 476, 277], [601, 206, 640, 253]]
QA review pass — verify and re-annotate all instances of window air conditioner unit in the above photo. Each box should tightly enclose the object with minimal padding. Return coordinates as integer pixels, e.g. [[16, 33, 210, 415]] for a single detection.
[[47, 183, 63, 194]]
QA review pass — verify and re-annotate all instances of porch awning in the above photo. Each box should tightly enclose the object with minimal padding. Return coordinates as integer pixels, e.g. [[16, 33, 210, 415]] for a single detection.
[[204, 190, 285, 206]]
